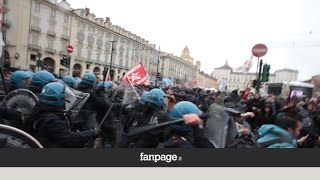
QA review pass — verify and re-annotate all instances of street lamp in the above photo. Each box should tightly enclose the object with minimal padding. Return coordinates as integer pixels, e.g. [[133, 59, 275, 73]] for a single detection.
[[155, 46, 161, 86], [103, 40, 116, 82]]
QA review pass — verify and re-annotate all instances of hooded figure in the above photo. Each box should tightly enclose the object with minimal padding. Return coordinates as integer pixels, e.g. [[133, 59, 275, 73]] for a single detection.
[[257, 113, 302, 148]]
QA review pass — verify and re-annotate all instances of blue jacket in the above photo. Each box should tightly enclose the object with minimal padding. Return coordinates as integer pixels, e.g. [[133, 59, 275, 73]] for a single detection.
[[257, 124, 297, 148]]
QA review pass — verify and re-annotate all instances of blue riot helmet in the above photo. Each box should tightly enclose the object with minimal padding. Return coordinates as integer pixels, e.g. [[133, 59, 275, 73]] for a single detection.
[[74, 77, 81, 89], [170, 101, 202, 134], [10, 70, 32, 90], [25, 70, 34, 76], [144, 88, 168, 108], [39, 82, 66, 107], [97, 81, 113, 95], [62, 75, 75, 88], [39, 82, 76, 108], [81, 72, 96, 86], [30, 70, 55, 93], [97, 81, 113, 88], [138, 91, 149, 105]]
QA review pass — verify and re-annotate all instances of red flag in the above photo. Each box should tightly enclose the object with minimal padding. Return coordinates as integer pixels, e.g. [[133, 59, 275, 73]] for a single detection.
[[106, 68, 111, 81], [123, 62, 148, 85], [241, 77, 251, 100]]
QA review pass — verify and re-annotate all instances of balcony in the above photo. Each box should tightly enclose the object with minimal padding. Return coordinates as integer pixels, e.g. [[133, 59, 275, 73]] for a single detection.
[[74, 56, 84, 62], [61, 34, 70, 41], [28, 44, 41, 51], [47, 30, 56, 37], [30, 25, 41, 33], [4, 40, 12, 47], [95, 60, 103, 65], [59, 50, 67, 56], [2, 19, 11, 28], [45, 47, 56, 54]]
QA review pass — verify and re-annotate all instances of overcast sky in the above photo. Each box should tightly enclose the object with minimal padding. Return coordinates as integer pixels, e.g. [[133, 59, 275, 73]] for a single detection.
[[68, 0, 320, 81]]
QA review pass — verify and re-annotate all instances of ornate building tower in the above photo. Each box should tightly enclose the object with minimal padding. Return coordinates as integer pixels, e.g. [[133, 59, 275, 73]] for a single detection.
[[180, 46, 194, 64]]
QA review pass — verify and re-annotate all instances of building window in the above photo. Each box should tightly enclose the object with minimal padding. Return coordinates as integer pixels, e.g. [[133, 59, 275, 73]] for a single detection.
[[63, 27, 68, 36], [77, 47, 82, 57], [50, 8, 56, 18], [87, 36, 94, 46], [33, 1, 40, 12], [49, 23, 55, 31], [30, 54, 37, 62], [97, 53, 100, 62], [48, 38, 54, 49], [86, 64, 90, 69], [120, 37, 124, 43], [97, 39, 103, 48], [64, 14, 69, 23], [113, 35, 118, 41], [32, 18, 40, 27], [105, 42, 111, 51], [77, 32, 85, 42], [87, 51, 92, 60], [32, 35, 38, 45], [61, 42, 67, 52], [119, 59, 123, 66], [105, 54, 109, 63], [119, 47, 124, 55], [106, 32, 111, 39]]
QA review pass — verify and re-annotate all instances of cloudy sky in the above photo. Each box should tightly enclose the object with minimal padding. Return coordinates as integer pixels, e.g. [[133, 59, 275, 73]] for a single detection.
[[68, 0, 320, 81]]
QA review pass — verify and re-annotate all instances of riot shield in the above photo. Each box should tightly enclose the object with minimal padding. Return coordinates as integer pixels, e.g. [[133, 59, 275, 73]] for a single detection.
[[64, 86, 90, 121], [205, 103, 238, 148], [0, 124, 43, 148], [2, 89, 38, 114]]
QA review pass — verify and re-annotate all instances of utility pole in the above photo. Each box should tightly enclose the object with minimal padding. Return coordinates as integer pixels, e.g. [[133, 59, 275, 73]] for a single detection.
[[103, 40, 116, 82], [256, 59, 263, 92], [155, 46, 161, 86]]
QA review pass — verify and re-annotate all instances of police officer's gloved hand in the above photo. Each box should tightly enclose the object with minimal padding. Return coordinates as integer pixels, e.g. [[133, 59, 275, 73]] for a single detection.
[[90, 128, 102, 138]]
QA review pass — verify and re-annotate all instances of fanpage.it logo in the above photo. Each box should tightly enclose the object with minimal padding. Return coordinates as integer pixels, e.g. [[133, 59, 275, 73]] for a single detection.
[[140, 152, 183, 163]]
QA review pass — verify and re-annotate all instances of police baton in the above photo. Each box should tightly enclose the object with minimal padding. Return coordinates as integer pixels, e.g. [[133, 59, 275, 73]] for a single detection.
[[98, 103, 114, 130], [126, 114, 209, 136], [126, 118, 184, 136]]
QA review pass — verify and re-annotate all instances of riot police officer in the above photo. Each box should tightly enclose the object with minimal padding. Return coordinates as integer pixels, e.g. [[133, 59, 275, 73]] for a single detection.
[[131, 88, 170, 148], [29, 82, 99, 148], [95, 81, 120, 148], [165, 101, 206, 148], [9, 70, 32, 91], [29, 70, 56, 95], [76, 72, 100, 130], [62, 75, 76, 89]]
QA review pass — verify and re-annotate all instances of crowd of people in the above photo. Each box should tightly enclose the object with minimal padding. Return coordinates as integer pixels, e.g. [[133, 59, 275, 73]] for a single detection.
[[1, 69, 320, 148]]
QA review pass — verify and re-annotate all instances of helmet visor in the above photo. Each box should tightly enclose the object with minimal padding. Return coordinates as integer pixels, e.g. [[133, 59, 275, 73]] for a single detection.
[[64, 86, 77, 111], [163, 95, 169, 111], [22, 77, 32, 89]]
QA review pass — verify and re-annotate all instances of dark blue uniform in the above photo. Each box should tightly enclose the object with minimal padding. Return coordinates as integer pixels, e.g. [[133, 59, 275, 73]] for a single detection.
[[131, 104, 171, 148], [29, 105, 96, 148]]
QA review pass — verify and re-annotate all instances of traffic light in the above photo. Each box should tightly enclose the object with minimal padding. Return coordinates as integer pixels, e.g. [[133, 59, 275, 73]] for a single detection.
[[36, 60, 43, 67], [156, 72, 162, 81], [60, 56, 70, 68], [252, 79, 257, 88], [261, 64, 270, 82]]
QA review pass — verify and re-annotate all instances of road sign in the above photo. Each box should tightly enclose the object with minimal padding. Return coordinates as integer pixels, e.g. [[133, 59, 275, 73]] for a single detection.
[[66, 45, 74, 54], [252, 44, 268, 57]]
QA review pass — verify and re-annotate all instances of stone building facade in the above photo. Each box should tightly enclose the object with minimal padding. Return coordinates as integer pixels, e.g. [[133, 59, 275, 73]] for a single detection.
[[211, 61, 299, 91]]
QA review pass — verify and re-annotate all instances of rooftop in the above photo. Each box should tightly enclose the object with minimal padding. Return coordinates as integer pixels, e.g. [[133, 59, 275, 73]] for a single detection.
[[215, 60, 233, 70]]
